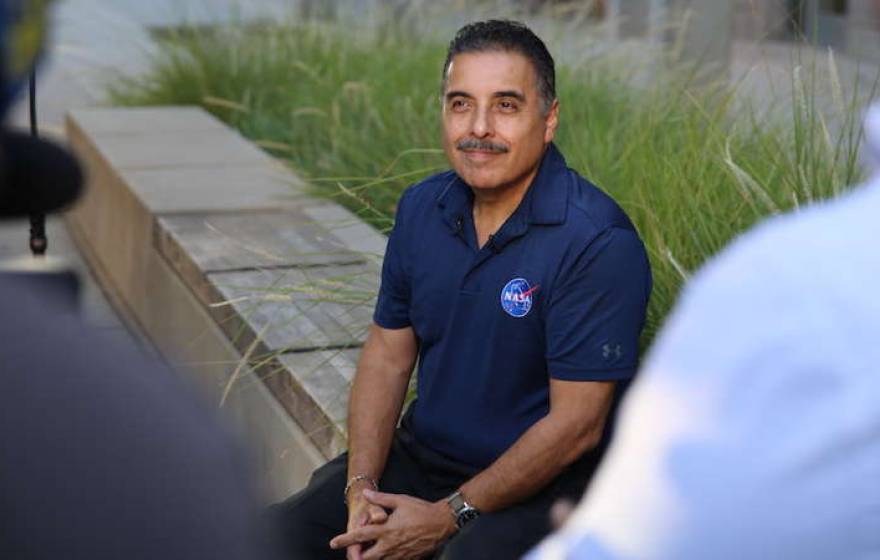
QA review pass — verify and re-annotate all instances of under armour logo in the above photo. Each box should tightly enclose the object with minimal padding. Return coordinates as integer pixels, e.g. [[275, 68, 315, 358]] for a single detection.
[[602, 343, 623, 360]]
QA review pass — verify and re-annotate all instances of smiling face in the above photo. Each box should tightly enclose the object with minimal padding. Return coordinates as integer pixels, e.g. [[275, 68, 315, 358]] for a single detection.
[[442, 50, 559, 194]]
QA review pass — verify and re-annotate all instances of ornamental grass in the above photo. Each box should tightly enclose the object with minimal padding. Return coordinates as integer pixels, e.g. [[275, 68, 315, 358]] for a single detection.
[[109, 6, 874, 355]]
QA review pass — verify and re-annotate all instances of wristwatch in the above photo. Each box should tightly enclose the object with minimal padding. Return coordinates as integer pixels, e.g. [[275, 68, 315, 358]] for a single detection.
[[446, 490, 480, 529]]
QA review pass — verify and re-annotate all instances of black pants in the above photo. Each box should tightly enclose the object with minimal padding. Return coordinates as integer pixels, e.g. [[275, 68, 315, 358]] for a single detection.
[[271, 412, 600, 559]]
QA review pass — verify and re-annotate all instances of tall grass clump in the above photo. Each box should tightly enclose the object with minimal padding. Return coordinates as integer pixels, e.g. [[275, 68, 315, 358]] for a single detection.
[[109, 15, 872, 354]]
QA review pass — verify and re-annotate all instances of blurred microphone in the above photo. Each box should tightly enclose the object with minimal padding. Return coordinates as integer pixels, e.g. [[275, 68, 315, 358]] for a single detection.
[[0, 130, 82, 218]]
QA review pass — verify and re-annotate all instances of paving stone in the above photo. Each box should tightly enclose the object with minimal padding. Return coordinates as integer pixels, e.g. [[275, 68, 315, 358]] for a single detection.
[[156, 210, 368, 300], [300, 203, 389, 263], [123, 165, 309, 214], [79, 126, 273, 171], [68, 107, 227, 136], [206, 264, 378, 354]]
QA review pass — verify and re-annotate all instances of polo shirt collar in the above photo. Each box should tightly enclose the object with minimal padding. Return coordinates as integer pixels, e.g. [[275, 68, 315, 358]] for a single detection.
[[436, 142, 569, 238], [526, 142, 569, 225]]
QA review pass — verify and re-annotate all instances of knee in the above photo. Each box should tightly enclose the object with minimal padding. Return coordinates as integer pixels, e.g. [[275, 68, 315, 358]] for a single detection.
[[271, 493, 310, 532], [269, 489, 345, 559], [437, 518, 546, 560], [267, 497, 312, 556], [436, 528, 485, 560], [273, 455, 348, 533]]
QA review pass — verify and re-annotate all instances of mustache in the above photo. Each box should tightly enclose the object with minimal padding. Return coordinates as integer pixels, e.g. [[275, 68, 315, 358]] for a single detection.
[[456, 138, 510, 153]]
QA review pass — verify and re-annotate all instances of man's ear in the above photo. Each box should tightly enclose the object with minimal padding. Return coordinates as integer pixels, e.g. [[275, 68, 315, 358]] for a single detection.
[[544, 99, 560, 143]]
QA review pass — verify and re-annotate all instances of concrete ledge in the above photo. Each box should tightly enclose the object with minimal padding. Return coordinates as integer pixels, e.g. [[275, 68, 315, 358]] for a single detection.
[[66, 106, 388, 498], [70, 106, 228, 136]]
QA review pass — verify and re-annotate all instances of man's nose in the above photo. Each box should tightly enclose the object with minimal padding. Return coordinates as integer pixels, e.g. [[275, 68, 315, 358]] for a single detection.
[[470, 106, 493, 138]]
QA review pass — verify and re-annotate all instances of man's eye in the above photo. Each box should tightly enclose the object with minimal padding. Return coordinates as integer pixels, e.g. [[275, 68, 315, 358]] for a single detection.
[[451, 99, 469, 111], [498, 100, 517, 111]]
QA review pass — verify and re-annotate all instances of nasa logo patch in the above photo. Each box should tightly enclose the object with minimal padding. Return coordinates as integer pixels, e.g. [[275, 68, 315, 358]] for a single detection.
[[500, 278, 538, 318]]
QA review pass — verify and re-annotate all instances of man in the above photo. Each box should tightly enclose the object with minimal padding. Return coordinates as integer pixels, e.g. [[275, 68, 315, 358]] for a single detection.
[[525, 108, 880, 559], [275, 20, 651, 559]]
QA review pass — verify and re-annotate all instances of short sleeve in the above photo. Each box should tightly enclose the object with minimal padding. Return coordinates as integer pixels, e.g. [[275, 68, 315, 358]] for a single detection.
[[545, 227, 651, 381], [372, 190, 412, 329]]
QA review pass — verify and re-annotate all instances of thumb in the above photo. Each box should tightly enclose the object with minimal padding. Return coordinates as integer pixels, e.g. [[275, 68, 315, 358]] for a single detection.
[[367, 505, 388, 524], [363, 489, 401, 509]]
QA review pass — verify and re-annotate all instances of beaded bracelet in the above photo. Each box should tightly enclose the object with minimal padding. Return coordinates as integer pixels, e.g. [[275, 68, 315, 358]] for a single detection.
[[343, 474, 378, 504]]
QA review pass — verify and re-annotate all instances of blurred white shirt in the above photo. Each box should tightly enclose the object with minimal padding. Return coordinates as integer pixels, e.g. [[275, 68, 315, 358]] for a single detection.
[[527, 109, 880, 559]]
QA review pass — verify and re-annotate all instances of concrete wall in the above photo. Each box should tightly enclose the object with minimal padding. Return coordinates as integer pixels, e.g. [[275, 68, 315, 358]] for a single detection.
[[846, 0, 880, 62], [733, 0, 793, 40]]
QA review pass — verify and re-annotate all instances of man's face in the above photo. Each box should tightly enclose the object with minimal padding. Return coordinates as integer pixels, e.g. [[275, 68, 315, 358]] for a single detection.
[[442, 50, 559, 193]]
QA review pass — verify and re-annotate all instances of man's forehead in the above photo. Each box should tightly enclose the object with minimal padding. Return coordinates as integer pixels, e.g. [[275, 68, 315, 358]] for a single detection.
[[445, 50, 537, 92]]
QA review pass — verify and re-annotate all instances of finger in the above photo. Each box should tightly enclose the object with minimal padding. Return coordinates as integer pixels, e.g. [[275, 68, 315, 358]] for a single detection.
[[346, 543, 362, 560], [330, 525, 383, 549], [361, 543, 388, 560], [344, 511, 367, 534], [362, 489, 402, 509]]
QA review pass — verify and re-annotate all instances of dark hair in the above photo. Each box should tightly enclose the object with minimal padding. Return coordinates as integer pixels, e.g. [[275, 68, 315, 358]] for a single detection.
[[442, 19, 556, 112]]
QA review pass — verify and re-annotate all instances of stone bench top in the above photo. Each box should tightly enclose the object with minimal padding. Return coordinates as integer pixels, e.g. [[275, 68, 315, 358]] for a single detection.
[[67, 106, 389, 458]]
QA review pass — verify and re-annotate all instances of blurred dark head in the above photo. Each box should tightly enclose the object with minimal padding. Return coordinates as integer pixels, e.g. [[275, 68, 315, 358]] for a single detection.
[[0, 0, 49, 115], [0, 0, 82, 219]]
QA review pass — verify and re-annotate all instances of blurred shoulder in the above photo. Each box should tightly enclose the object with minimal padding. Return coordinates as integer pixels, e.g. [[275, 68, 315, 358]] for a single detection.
[[691, 179, 880, 301], [646, 180, 880, 384]]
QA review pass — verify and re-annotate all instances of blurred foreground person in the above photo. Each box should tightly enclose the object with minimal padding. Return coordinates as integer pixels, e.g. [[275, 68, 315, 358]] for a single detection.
[[527, 107, 880, 559], [0, 273, 280, 560], [0, 1, 279, 558]]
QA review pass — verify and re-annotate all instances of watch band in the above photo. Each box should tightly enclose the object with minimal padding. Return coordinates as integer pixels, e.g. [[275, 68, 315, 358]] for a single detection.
[[446, 490, 480, 529]]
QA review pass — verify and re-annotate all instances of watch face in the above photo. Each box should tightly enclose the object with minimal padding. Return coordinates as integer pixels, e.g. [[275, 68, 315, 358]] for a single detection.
[[456, 508, 479, 529]]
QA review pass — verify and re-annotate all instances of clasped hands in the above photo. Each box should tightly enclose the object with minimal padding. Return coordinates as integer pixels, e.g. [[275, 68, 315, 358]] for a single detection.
[[330, 485, 457, 560]]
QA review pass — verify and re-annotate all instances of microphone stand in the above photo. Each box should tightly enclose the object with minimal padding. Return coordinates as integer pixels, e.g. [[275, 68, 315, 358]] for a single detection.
[[29, 69, 47, 257]]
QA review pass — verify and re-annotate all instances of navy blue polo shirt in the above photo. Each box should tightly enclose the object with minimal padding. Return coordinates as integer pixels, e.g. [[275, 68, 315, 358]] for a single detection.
[[374, 143, 652, 469]]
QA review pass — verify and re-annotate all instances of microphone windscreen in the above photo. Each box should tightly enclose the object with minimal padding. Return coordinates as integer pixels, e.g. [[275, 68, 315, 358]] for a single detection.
[[0, 130, 83, 218]]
